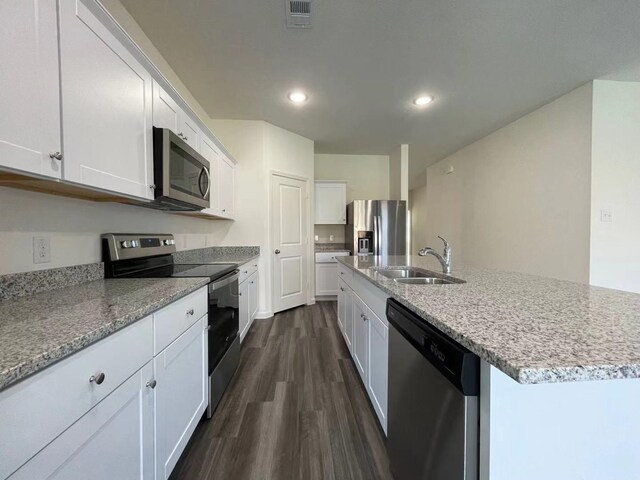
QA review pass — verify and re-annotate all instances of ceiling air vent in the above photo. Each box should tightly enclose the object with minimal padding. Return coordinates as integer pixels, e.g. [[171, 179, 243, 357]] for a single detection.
[[286, 0, 312, 29]]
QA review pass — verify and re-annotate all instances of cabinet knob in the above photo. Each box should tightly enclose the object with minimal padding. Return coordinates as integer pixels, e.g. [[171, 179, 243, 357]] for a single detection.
[[49, 151, 63, 161], [89, 372, 106, 385], [146, 379, 157, 389], [186, 308, 194, 316], [149, 184, 156, 190], [184, 136, 188, 141]]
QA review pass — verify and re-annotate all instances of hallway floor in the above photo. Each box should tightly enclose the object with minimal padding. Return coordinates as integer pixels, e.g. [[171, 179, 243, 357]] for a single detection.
[[170, 302, 393, 480]]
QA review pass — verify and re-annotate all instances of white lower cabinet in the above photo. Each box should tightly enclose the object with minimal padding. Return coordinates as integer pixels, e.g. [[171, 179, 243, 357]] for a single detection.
[[352, 293, 369, 383], [0, 286, 209, 480], [10, 362, 155, 480], [239, 262, 260, 343], [337, 273, 389, 434], [154, 316, 208, 480], [316, 263, 339, 296]]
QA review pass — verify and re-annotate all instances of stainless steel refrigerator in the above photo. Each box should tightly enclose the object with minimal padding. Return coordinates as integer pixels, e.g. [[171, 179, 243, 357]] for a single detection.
[[346, 200, 407, 256]]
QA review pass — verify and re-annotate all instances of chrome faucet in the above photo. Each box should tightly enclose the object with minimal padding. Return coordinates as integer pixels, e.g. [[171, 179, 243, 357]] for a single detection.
[[418, 236, 451, 274]]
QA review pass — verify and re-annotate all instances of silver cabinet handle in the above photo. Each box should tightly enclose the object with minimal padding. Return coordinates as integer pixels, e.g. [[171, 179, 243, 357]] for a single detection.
[[184, 136, 188, 141], [89, 372, 106, 385], [244, 270, 248, 274], [49, 151, 63, 161], [222, 209, 226, 213], [146, 379, 157, 389], [187, 308, 194, 316]]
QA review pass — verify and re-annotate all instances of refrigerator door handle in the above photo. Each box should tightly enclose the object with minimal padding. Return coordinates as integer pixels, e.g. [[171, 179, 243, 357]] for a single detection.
[[373, 215, 379, 255], [378, 215, 383, 255]]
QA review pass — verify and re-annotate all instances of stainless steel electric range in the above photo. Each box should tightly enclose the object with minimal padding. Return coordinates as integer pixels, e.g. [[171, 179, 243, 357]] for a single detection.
[[101, 233, 240, 418]]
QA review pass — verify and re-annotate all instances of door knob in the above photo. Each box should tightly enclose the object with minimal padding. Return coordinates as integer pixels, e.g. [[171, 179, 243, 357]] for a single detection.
[[275, 249, 281, 254]]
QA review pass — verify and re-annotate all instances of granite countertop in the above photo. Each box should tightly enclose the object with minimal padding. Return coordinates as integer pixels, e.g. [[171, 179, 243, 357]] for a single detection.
[[315, 243, 351, 253], [173, 246, 259, 265], [0, 277, 209, 391], [337, 255, 640, 385]]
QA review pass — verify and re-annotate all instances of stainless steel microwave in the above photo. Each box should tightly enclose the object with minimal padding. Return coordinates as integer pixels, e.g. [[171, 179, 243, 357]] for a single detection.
[[150, 127, 210, 211]]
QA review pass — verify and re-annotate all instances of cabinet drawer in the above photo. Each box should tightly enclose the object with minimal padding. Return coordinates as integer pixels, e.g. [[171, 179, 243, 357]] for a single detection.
[[154, 286, 207, 355], [315, 251, 349, 263], [239, 261, 258, 284], [338, 263, 354, 286], [0, 315, 152, 479]]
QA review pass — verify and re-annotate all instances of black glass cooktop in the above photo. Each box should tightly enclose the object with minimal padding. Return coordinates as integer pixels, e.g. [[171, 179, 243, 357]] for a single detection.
[[127, 262, 237, 281]]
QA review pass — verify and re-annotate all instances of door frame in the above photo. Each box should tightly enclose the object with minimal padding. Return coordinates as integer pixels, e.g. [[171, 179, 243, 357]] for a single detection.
[[269, 170, 314, 313]]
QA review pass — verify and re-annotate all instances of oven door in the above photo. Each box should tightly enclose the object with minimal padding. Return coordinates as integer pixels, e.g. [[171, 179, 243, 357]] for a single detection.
[[208, 270, 240, 374], [153, 127, 210, 210]]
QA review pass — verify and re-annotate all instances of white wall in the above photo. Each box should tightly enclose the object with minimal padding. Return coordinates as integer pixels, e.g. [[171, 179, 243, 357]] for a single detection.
[[409, 184, 428, 254], [590, 80, 640, 293], [389, 144, 409, 201], [314, 154, 390, 201], [425, 84, 593, 282]]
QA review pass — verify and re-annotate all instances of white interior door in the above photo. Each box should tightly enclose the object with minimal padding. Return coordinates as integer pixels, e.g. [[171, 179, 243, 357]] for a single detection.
[[271, 173, 309, 313]]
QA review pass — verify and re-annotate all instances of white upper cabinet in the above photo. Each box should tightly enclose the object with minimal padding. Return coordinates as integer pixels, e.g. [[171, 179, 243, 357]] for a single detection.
[[58, 0, 153, 200], [152, 80, 200, 151], [219, 154, 235, 218], [180, 115, 200, 151], [152, 80, 181, 133], [0, 0, 62, 179], [199, 135, 222, 215], [315, 181, 347, 224]]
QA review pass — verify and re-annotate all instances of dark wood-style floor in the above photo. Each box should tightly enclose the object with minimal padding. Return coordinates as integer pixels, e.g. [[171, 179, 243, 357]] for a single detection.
[[170, 302, 394, 480]]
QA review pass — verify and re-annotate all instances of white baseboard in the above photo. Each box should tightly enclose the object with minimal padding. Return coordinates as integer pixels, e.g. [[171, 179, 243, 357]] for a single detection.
[[255, 310, 274, 320], [315, 295, 338, 301]]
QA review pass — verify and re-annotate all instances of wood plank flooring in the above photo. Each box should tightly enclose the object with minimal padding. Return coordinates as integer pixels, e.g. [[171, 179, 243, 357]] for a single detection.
[[170, 302, 394, 480]]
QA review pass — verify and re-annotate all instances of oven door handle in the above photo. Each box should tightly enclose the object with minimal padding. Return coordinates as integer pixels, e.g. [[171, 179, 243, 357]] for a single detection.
[[209, 269, 240, 292]]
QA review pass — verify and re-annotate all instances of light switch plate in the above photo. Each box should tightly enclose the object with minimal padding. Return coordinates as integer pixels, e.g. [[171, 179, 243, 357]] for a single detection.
[[600, 209, 613, 223], [33, 236, 51, 264]]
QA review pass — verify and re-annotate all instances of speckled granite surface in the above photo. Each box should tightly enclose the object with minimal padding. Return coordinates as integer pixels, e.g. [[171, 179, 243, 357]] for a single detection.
[[338, 255, 640, 384], [315, 243, 351, 253], [0, 263, 104, 301], [0, 277, 209, 391], [173, 246, 259, 265]]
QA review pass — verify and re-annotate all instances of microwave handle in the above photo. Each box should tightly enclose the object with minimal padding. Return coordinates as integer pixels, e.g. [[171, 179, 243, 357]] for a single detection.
[[199, 166, 210, 199]]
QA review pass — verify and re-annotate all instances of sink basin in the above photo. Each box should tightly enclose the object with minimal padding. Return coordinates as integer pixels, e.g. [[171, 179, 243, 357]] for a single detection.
[[375, 267, 434, 279], [394, 277, 454, 285]]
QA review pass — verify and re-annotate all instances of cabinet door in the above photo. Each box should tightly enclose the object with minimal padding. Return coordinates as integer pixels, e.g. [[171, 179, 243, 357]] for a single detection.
[[219, 156, 235, 218], [367, 311, 389, 434], [352, 294, 369, 383], [154, 318, 207, 480], [0, 0, 61, 179], [343, 284, 354, 352], [179, 114, 200, 151], [10, 362, 154, 480], [199, 135, 221, 215], [249, 272, 259, 321], [239, 280, 250, 342], [152, 80, 180, 133], [337, 280, 345, 334], [59, 0, 153, 200], [315, 182, 347, 224], [315, 263, 339, 296]]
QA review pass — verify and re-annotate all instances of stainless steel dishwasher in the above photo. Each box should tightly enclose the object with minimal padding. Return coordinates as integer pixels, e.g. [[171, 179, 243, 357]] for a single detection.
[[386, 298, 480, 480]]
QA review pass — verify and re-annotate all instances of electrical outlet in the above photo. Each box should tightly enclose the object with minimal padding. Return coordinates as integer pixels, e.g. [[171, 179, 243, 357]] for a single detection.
[[33, 236, 51, 264], [329, 234, 335, 242]]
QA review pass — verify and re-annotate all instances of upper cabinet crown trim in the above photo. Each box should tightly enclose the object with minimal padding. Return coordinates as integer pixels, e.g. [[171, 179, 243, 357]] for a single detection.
[[90, 0, 236, 164]]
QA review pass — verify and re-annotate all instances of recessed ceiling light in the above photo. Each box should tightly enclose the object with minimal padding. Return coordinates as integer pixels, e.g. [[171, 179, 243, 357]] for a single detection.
[[413, 95, 434, 106], [288, 91, 308, 103]]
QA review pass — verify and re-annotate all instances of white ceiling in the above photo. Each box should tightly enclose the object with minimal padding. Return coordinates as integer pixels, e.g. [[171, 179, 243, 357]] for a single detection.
[[120, 0, 640, 177]]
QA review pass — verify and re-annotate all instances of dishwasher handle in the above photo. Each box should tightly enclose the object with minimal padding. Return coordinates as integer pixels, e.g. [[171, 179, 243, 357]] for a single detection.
[[386, 298, 480, 396]]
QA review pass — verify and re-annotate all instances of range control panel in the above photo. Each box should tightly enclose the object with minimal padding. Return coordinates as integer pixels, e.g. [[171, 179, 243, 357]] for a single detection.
[[102, 233, 176, 261]]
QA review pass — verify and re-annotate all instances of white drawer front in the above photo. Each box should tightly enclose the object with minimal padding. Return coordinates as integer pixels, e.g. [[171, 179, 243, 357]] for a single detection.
[[239, 261, 258, 284], [338, 263, 354, 286], [0, 315, 153, 479], [154, 286, 207, 355], [315, 251, 349, 263]]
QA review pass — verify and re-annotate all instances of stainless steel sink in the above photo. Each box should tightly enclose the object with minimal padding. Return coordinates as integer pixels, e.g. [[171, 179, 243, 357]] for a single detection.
[[375, 267, 434, 279], [394, 277, 454, 285]]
